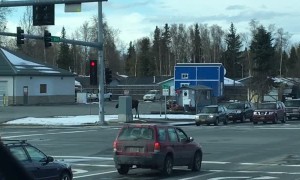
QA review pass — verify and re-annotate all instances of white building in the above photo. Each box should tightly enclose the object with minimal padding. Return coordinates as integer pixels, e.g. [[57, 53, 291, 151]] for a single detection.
[[0, 47, 75, 106]]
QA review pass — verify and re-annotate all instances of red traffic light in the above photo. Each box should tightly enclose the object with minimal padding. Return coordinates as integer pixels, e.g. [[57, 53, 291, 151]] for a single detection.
[[90, 61, 96, 67]]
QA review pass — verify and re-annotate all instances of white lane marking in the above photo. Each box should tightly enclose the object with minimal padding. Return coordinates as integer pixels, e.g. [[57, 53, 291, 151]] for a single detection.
[[203, 161, 230, 164], [72, 169, 88, 174], [73, 170, 116, 179], [252, 176, 278, 179], [2, 130, 97, 139], [240, 163, 278, 166], [207, 177, 250, 180], [73, 164, 114, 167]]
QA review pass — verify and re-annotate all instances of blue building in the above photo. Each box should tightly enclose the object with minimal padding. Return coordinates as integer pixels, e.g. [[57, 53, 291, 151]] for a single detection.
[[174, 63, 225, 110]]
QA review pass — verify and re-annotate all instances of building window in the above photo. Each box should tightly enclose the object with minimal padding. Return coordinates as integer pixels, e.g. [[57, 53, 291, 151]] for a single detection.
[[181, 73, 188, 79], [180, 83, 189, 87], [40, 84, 47, 94]]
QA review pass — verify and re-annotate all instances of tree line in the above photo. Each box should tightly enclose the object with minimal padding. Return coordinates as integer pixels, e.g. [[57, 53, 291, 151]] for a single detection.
[[1, 8, 300, 101]]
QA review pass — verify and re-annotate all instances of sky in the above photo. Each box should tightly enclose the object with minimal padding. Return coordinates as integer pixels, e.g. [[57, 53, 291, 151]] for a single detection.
[[5, 0, 300, 48], [4, 114, 195, 126]]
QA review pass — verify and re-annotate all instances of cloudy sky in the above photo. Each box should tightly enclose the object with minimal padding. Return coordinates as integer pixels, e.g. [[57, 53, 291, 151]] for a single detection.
[[5, 0, 300, 47]]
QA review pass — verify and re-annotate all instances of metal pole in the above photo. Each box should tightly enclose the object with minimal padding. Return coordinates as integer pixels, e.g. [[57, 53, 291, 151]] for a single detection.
[[98, 1, 106, 125]]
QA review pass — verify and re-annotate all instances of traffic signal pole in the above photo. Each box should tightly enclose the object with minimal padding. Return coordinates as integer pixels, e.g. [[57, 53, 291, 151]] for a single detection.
[[98, 1, 106, 125]]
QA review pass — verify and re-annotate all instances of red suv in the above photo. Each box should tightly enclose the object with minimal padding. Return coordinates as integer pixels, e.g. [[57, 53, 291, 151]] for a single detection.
[[253, 101, 286, 124], [113, 124, 203, 176]]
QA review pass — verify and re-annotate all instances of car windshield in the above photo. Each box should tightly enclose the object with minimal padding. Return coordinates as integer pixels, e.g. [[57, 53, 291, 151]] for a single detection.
[[285, 100, 300, 107], [118, 127, 154, 140], [147, 90, 157, 94], [200, 107, 218, 113], [257, 103, 276, 109], [226, 103, 244, 109]]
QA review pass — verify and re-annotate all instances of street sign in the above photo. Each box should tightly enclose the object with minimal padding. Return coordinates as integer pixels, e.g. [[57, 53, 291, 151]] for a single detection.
[[51, 36, 60, 42], [162, 89, 169, 96]]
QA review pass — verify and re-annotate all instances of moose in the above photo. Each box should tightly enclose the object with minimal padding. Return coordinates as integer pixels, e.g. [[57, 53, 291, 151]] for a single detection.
[[115, 99, 140, 118]]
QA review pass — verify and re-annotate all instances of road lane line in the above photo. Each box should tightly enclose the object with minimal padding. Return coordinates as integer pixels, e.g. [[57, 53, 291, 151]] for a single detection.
[[73, 170, 117, 179], [2, 130, 97, 139]]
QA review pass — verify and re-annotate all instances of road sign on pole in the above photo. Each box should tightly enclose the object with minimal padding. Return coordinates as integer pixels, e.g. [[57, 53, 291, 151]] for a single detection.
[[51, 36, 60, 42]]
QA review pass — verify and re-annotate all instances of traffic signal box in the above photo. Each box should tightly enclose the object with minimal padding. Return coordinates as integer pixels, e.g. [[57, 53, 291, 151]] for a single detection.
[[44, 30, 52, 48], [16, 27, 24, 45], [90, 60, 98, 85], [105, 68, 112, 84], [33, 4, 55, 26]]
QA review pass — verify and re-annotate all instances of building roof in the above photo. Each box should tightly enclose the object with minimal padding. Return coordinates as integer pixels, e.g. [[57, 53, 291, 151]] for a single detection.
[[0, 47, 74, 77], [176, 63, 223, 67]]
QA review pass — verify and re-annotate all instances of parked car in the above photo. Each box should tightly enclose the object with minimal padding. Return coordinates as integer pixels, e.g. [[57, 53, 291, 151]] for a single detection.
[[113, 124, 203, 176], [87, 92, 112, 101], [284, 98, 300, 120], [0, 139, 73, 180], [252, 101, 286, 124], [224, 101, 255, 123], [195, 105, 228, 126], [143, 90, 161, 101]]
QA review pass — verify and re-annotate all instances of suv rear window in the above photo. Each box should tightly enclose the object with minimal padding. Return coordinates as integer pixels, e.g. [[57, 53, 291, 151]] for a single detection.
[[118, 127, 154, 140]]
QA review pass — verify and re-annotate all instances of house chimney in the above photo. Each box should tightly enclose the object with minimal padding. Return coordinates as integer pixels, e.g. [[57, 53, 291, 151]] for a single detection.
[[153, 76, 156, 83]]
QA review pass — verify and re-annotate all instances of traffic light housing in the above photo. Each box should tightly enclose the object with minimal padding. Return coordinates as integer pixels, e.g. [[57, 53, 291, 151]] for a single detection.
[[105, 68, 112, 84], [33, 4, 55, 26], [16, 27, 24, 45], [90, 60, 98, 85], [44, 30, 52, 48]]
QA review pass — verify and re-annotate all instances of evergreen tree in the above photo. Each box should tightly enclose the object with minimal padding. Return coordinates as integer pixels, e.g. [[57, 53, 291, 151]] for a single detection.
[[161, 23, 171, 75], [193, 23, 201, 63], [223, 23, 242, 79], [152, 26, 161, 75], [57, 27, 71, 71], [137, 38, 153, 76], [125, 41, 136, 76], [250, 25, 275, 102]]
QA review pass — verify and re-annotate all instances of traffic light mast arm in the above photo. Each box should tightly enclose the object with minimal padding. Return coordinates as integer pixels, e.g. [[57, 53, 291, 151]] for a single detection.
[[0, 0, 108, 7], [0, 32, 102, 49]]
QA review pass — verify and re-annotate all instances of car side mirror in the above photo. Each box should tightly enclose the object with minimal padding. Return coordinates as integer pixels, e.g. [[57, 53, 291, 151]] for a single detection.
[[47, 156, 54, 163], [189, 137, 194, 142]]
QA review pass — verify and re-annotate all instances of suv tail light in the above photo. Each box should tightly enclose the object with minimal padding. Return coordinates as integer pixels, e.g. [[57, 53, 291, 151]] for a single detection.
[[113, 141, 117, 152], [154, 142, 160, 153]]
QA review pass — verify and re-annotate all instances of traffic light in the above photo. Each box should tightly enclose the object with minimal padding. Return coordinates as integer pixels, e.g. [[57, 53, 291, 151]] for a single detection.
[[90, 60, 98, 85], [105, 68, 112, 84], [33, 4, 55, 26], [16, 27, 24, 45], [44, 30, 52, 48]]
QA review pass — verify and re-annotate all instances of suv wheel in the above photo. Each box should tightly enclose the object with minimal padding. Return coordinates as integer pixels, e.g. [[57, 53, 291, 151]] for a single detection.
[[195, 122, 200, 126], [162, 155, 173, 176], [191, 151, 202, 171], [281, 115, 286, 123], [214, 118, 219, 126], [117, 165, 130, 175], [241, 115, 245, 123], [60, 172, 71, 180], [272, 116, 278, 124], [223, 117, 228, 125]]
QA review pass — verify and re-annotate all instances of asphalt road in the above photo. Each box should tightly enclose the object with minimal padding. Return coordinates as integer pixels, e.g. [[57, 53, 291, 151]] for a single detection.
[[2, 122, 300, 179]]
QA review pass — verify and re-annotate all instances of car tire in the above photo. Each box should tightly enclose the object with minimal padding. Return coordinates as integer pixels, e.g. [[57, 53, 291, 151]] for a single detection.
[[223, 117, 228, 125], [281, 115, 286, 123], [117, 165, 130, 175], [162, 155, 173, 176], [191, 151, 202, 171], [272, 116, 278, 124], [253, 121, 258, 124], [241, 115, 245, 123], [60, 172, 71, 180], [195, 122, 200, 126], [214, 118, 219, 126]]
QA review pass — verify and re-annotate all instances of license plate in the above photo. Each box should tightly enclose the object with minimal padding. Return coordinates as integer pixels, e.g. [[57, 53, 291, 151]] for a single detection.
[[127, 147, 144, 152], [260, 117, 265, 120], [229, 116, 233, 118]]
